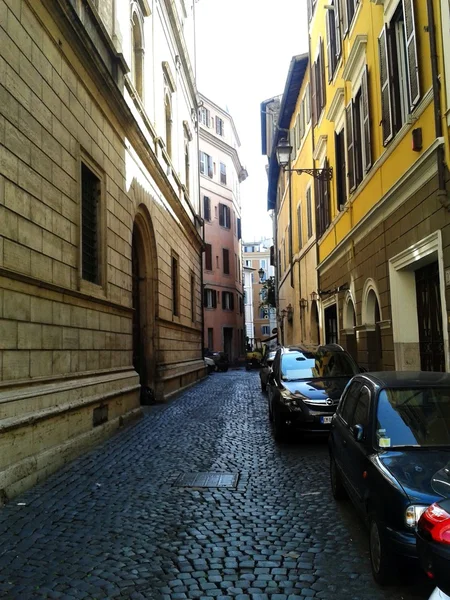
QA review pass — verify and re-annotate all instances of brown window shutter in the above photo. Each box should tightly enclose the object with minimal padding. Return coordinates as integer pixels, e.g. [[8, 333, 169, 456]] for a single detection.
[[402, 0, 420, 109], [361, 66, 372, 172], [314, 176, 323, 238], [323, 158, 330, 231], [230, 293, 235, 311], [223, 248, 230, 274], [342, 0, 349, 34], [326, 11, 333, 83], [219, 203, 224, 226], [346, 102, 355, 192], [378, 26, 393, 146], [205, 243, 212, 270], [212, 290, 217, 308]]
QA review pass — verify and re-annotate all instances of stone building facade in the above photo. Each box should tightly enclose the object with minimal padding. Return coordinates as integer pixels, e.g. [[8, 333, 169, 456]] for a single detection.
[[0, 0, 204, 501]]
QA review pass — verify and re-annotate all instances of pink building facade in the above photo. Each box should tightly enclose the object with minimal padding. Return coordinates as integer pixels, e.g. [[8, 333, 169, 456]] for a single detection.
[[199, 95, 248, 362]]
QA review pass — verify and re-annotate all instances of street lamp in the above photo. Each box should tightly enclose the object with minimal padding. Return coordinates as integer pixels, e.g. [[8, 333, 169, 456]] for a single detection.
[[275, 139, 333, 181], [258, 267, 265, 281]]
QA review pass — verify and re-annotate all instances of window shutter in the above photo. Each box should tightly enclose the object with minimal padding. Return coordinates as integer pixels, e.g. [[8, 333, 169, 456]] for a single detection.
[[237, 218, 241, 240], [203, 288, 207, 307], [346, 102, 355, 192], [226, 205, 231, 228], [221, 292, 226, 310], [230, 293, 235, 311], [307, 188, 313, 239], [307, 0, 312, 21], [342, 0, 349, 35], [335, 0, 342, 58], [378, 26, 393, 146], [326, 10, 333, 83], [297, 204, 302, 249], [361, 66, 372, 173], [311, 61, 317, 127], [207, 155, 213, 178], [205, 243, 212, 270], [314, 176, 323, 238], [402, 0, 420, 109], [212, 290, 217, 308], [219, 203, 224, 226], [203, 196, 210, 221], [223, 248, 230, 274], [319, 39, 326, 113], [323, 158, 330, 230]]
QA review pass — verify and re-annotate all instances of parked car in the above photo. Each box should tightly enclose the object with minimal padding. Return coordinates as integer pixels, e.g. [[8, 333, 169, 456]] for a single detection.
[[259, 350, 277, 392], [266, 344, 360, 441], [329, 371, 450, 585], [417, 499, 450, 599], [204, 356, 215, 373], [204, 351, 229, 372]]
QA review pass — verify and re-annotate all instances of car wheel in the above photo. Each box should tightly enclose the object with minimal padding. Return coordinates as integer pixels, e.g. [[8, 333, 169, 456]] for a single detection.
[[330, 456, 346, 501], [369, 516, 395, 585], [267, 389, 274, 422], [261, 379, 266, 392], [272, 406, 287, 442]]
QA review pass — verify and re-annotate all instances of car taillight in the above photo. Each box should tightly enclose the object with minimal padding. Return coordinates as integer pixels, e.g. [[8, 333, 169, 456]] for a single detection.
[[418, 503, 450, 544]]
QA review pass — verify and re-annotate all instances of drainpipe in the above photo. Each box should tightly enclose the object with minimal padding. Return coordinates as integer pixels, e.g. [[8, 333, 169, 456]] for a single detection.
[[288, 150, 294, 289], [427, 0, 448, 207]]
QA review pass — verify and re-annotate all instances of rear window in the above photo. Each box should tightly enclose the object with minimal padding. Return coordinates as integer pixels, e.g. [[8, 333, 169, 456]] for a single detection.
[[280, 350, 358, 381]]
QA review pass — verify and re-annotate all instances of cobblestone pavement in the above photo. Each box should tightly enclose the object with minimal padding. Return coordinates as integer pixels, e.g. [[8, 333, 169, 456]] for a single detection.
[[0, 371, 434, 600]]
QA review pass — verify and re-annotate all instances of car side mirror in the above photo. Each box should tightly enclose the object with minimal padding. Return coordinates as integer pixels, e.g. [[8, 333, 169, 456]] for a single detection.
[[352, 424, 364, 442]]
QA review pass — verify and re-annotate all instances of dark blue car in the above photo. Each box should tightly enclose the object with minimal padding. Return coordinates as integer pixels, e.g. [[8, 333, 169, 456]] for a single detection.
[[329, 371, 450, 584]]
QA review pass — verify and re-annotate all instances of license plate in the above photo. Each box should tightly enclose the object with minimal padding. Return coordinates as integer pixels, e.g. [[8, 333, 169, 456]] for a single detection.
[[320, 416, 332, 424]]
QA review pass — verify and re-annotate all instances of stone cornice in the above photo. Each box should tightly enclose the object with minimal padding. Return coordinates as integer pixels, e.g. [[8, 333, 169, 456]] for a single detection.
[[327, 88, 345, 122], [199, 128, 248, 182]]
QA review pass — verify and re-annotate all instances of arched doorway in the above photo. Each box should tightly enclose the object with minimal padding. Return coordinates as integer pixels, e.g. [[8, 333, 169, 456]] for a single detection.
[[310, 301, 320, 344], [366, 289, 382, 371], [132, 207, 158, 404], [343, 296, 357, 361]]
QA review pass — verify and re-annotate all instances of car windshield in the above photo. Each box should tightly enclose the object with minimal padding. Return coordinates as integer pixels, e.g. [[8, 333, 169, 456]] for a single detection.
[[376, 387, 450, 449], [280, 350, 359, 381]]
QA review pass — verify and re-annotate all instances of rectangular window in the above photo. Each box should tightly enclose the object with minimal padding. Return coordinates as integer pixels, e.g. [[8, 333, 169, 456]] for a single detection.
[[171, 253, 179, 316], [81, 162, 101, 284], [314, 158, 331, 238], [205, 243, 212, 271], [237, 217, 242, 240], [199, 107, 211, 126], [222, 291, 234, 310], [207, 327, 214, 350], [347, 66, 371, 192], [378, 2, 420, 146], [216, 117, 225, 136], [297, 203, 303, 249], [343, 0, 359, 33], [306, 187, 313, 239], [222, 248, 230, 274], [326, 0, 340, 82], [220, 162, 227, 185], [261, 325, 270, 336], [335, 129, 346, 210], [219, 203, 231, 228], [200, 151, 213, 177], [204, 288, 217, 309], [311, 39, 326, 126], [203, 196, 211, 221], [245, 259, 252, 267], [190, 272, 195, 322]]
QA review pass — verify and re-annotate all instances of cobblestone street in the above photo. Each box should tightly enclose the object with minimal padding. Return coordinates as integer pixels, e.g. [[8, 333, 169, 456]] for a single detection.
[[0, 371, 434, 600]]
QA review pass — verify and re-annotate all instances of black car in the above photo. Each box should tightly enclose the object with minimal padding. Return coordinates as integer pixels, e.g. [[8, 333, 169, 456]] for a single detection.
[[329, 371, 450, 585], [266, 344, 360, 441], [259, 350, 277, 392], [417, 500, 450, 597]]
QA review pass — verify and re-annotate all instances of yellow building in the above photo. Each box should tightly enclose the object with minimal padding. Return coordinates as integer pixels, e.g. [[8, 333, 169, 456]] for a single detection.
[[262, 55, 320, 347], [307, 0, 450, 371]]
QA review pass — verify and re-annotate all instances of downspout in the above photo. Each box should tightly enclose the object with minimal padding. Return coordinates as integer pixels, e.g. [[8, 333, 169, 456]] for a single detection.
[[427, 0, 448, 207], [288, 150, 294, 288]]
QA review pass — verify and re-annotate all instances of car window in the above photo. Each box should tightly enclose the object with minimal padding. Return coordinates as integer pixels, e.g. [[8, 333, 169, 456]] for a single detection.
[[349, 385, 371, 428], [376, 387, 450, 448], [280, 349, 359, 381], [338, 381, 362, 424]]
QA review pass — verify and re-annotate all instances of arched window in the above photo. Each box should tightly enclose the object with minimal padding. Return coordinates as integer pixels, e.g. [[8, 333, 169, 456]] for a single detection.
[[165, 93, 172, 158], [131, 12, 144, 98]]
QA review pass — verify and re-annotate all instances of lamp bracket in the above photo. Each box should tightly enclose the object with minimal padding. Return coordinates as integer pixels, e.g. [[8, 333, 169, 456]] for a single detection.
[[285, 167, 333, 181]]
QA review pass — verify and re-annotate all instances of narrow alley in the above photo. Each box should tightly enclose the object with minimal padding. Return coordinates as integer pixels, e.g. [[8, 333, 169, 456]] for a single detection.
[[0, 371, 433, 600]]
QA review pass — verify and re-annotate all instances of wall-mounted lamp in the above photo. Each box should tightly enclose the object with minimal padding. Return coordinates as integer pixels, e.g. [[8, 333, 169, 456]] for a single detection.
[[275, 139, 333, 181], [299, 298, 308, 309], [258, 267, 265, 281], [310, 291, 319, 302], [286, 303, 293, 322]]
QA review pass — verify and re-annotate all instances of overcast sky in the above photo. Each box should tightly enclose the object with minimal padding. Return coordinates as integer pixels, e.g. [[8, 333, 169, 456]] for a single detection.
[[194, 0, 309, 242]]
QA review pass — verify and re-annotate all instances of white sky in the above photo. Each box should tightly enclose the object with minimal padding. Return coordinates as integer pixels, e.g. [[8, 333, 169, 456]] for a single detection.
[[194, 0, 309, 242]]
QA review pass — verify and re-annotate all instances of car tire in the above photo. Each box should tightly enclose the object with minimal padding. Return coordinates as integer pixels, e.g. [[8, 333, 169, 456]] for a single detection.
[[369, 516, 395, 585], [267, 390, 273, 422], [272, 406, 287, 442], [330, 456, 346, 501], [261, 380, 266, 392]]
